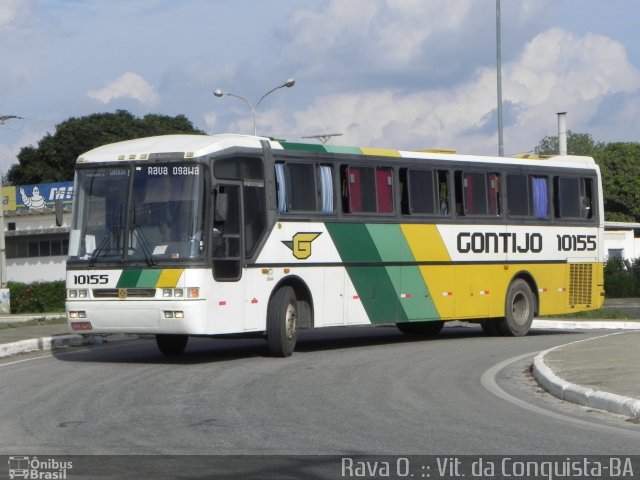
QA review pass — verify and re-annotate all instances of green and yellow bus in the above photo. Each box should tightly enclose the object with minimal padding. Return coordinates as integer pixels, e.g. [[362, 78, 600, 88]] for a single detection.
[[65, 134, 604, 356]]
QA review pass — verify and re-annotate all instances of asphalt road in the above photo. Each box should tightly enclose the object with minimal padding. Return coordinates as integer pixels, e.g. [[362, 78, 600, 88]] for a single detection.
[[1, 324, 638, 457]]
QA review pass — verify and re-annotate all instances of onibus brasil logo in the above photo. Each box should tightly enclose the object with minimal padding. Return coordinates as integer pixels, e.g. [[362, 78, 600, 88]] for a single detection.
[[282, 232, 321, 259], [8, 456, 73, 479]]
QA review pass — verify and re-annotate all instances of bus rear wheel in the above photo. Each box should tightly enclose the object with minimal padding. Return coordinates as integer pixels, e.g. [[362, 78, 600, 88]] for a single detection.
[[156, 334, 189, 355], [497, 279, 534, 336], [396, 320, 445, 336], [266, 286, 298, 357]]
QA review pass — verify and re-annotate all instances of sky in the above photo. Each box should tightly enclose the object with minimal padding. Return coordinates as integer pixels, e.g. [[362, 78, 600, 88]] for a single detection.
[[1, 0, 640, 174]]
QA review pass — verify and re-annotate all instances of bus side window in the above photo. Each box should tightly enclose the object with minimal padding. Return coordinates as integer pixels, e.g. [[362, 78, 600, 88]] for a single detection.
[[507, 174, 530, 216], [580, 178, 594, 219], [276, 162, 334, 214], [555, 176, 587, 219], [402, 168, 437, 215], [286, 163, 318, 211], [531, 176, 549, 219], [341, 165, 392, 214]]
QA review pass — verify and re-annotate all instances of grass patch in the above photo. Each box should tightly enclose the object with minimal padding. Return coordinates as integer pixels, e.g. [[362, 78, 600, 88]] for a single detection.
[[0, 316, 67, 331]]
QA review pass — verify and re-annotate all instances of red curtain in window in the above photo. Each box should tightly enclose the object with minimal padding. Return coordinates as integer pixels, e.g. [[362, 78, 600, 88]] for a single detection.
[[376, 168, 393, 213], [463, 174, 473, 214], [347, 167, 362, 212]]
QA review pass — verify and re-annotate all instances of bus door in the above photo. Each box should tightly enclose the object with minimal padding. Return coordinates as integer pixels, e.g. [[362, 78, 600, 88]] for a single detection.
[[211, 181, 264, 332]]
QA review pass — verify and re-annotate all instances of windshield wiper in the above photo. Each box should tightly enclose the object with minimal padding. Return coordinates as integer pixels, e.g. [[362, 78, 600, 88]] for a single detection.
[[89, 225, 123, 267], [129, 224, 157, 266]]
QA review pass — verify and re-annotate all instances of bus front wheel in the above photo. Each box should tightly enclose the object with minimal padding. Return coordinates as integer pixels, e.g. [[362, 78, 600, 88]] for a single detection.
[[498, 279, 534, 336], [266, 286, 298, 357], [156, 334, 189, 355]]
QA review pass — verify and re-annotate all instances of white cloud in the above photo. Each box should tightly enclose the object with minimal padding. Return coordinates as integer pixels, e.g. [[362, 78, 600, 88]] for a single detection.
[[0, 124, 42, 173], [281, 0, 476, 77], [0, 0, 33, 32], [279, 28, 640, 155], [87, 72, 160, 106], [203, 112, 218, 132]]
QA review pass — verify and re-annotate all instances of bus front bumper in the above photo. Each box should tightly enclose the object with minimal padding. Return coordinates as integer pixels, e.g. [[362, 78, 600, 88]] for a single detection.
[[65, 299, 208, 335]]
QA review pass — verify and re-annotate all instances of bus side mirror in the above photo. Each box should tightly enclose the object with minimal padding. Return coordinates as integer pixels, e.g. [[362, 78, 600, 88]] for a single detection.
[[55, 199, 64, 227], [215, 192, 228, 222]]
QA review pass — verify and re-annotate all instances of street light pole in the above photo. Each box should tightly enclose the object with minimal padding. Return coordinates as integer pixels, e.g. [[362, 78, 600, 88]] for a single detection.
[[213, 79, 295, 136], [496, 0, 505, 157]]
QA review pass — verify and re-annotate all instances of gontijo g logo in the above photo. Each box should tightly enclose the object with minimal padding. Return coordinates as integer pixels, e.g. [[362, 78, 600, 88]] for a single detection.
[[282, 232, 321, 260]]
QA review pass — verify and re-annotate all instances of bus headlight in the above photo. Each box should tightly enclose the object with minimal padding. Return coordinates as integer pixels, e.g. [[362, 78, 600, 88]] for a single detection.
[[68, 289, 88, 299], [162, 288, 186, 298]]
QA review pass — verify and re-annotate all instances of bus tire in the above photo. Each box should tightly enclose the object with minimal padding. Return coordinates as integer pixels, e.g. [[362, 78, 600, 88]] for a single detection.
[[266, 286, 298, 357], [156, 334, 189, 355], [396, 320, 445, 336], [498, 279, 534, 336]]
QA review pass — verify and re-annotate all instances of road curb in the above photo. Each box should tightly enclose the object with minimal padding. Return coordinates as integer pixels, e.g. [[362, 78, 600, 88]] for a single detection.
[[532, 333, 640, 420], [0, 334, 83, 358], [0, 334, 138, 359]]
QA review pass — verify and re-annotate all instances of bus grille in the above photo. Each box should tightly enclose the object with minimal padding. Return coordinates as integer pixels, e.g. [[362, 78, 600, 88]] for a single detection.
[[569, 263, 592, 305], [92, 288, 157, 299]]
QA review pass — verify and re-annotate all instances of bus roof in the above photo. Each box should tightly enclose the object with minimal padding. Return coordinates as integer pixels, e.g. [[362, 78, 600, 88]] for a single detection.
[[76, 133, 598, 170], [77, 134, 264, 163]]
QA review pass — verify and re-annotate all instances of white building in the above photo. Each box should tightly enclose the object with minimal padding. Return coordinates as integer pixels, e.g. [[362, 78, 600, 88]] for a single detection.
[[603, 222, 640, 261], [2, 182, 73, 283]]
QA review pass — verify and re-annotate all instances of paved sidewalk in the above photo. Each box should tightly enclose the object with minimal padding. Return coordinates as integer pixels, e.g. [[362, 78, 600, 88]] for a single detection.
[[532, 330, 640, 419], [0, 312, 639, 419]]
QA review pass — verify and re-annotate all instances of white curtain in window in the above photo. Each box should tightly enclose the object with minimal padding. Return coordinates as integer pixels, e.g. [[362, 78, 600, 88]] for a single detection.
[[274, 163, 287, 212], [319, 165, 333, 213]]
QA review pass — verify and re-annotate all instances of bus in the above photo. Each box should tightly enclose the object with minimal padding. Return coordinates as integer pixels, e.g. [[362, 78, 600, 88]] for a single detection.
[[65, 133, 605, 356]]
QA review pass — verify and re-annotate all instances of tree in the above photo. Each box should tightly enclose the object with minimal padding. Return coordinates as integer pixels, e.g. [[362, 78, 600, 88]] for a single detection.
[[534, 130, 601, 156], [6, 110, 205, 184], [534, 132, 640, 222], [595, 142, 640, 222]]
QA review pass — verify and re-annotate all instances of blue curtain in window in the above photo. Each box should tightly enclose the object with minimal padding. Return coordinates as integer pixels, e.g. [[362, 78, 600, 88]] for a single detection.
[[319, 165, 333, 213], [274, 163, 287, 213], [532, 177, 548, 219]]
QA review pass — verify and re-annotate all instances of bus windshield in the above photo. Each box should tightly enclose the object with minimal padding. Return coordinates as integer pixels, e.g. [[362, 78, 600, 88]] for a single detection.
[[68, 163, 206, 264]]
